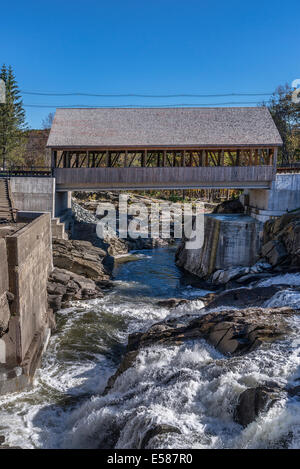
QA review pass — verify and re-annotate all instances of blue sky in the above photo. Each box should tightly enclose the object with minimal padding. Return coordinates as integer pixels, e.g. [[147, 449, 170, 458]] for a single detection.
[[1, 0, 299, 128]]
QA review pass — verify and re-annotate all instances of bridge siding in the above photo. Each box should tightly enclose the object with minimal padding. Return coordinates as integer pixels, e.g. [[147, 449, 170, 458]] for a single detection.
[[54, 166, 274, 190]]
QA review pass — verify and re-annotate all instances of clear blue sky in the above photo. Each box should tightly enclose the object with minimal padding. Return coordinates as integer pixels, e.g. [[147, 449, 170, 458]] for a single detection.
[[1, 0, 299, 128]]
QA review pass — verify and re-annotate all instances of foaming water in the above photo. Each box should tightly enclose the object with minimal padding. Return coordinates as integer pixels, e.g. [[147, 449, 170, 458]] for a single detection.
[[257, 272, 300, 287], [0, 247, 299, 449]]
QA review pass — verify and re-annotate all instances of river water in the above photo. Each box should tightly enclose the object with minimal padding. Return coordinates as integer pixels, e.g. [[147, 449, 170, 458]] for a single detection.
[[0, 246, 300, 449]]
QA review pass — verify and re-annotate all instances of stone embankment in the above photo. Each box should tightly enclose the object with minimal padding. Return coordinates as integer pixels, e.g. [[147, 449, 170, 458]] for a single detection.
[[48, 238, 112, 312]]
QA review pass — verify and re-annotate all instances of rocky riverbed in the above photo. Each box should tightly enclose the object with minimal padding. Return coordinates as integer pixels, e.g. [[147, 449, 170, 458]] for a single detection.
[[1, 194, 299, 449]]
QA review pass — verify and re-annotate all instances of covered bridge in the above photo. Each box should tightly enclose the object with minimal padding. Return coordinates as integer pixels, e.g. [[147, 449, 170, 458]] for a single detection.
[[47, 107, 282, 191]]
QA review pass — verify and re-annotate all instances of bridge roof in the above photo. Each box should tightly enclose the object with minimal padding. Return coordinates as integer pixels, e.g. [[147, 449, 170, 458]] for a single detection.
[[47, 107, 282, 149]]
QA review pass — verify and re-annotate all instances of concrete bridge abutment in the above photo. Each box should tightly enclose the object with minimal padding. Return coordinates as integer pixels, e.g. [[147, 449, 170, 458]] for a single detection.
[[241, 174, 300, 222]]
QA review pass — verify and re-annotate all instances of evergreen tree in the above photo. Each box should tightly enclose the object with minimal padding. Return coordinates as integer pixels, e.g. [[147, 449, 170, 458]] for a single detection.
[[0, 64, 27, 168]]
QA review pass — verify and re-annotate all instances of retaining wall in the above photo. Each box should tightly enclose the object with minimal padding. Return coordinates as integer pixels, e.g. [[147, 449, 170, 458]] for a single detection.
[[10, 177, 56, 217], [0, 214, 54, 393]]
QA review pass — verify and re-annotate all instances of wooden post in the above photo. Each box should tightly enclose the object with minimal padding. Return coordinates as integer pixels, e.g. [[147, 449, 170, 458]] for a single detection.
[[124, 150, 128, 167], [201, 150, 204, 166], [248, 149, 252, 166], [220, 149, 224, 166], [51, 150, 57, 168], [162, 150, 166, 167], [141, 150, 146, 167], [236, 149, 240, 166], [205, 150, 209, 166], [273, 147, 278, 173]]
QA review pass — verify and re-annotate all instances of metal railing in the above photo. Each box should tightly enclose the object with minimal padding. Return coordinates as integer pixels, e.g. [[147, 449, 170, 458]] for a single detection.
[[0, 166, 53, 177], [277, 162, 300, 174]]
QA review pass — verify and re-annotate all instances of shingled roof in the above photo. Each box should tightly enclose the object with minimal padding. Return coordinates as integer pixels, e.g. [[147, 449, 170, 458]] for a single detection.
[[46, 107, 282, 148]]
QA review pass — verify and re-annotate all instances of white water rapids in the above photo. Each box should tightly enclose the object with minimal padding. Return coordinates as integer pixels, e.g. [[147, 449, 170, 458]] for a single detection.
[[0, 248, 299, 449]]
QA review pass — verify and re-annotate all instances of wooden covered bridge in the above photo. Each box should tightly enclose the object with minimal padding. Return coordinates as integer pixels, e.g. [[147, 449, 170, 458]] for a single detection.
[[47, 107, 282, 191]]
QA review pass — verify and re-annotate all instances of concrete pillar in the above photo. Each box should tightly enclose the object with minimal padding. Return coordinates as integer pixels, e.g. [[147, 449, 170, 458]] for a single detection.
[[55, 191, 72, 217], [240, 174, 300, 222]]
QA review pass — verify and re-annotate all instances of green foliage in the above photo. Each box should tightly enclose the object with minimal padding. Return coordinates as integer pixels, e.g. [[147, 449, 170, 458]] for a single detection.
[[0, 64, 27, 168], [265, 84, 300, 165]]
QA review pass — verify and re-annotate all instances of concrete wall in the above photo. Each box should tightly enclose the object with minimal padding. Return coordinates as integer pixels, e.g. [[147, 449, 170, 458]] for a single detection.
[[10, 177, 56, 217], [55, 190, 71, 217], [243, 174, 300, 222], [0, 239, 10, 363], [176, 214, 262, 278], [3, 214, 53, 368]]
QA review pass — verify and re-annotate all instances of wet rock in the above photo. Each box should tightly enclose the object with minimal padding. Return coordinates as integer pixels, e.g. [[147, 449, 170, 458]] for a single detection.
[[212, 267, 250, 284], [261, 210, 300, 268], [104, 350, 138, 394], [235, 385, 282, 427], [212, 198, 244, 214], [236, 273, 272, 284], [286, 385, 300, 397], [106, 307, 295, 388], [212, 262, 273, 285], [140, 424, 181, 449], [261, 240, 287, 266], [129, 307, 293, 354], [47, 293, 62, 312], [206, 285, 286, 309], [156, 298, 189, 309]]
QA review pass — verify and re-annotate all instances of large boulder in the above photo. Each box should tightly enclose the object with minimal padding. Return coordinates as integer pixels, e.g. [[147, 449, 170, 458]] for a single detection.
[[106, 306, 294, 390], [52, 238, 110, 281], [212, 198, 244, 214], [47, 267, 104, 312], [261, 240, 288, 266], [140, 424, 181, 449], [206, 285, 285, 309], [235, 385, 282, 427], [156, 298, 189, 309], [261, 210, 300, 267]]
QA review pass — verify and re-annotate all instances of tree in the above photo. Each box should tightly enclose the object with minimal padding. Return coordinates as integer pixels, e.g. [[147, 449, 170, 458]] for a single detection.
[[0, 64, 27, 169], [265, 84, 300, 165], [42, 112, 54, 129]]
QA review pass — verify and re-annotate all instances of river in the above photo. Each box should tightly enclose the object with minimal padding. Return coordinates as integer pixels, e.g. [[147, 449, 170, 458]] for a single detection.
[[0, 246, 300, 449]]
